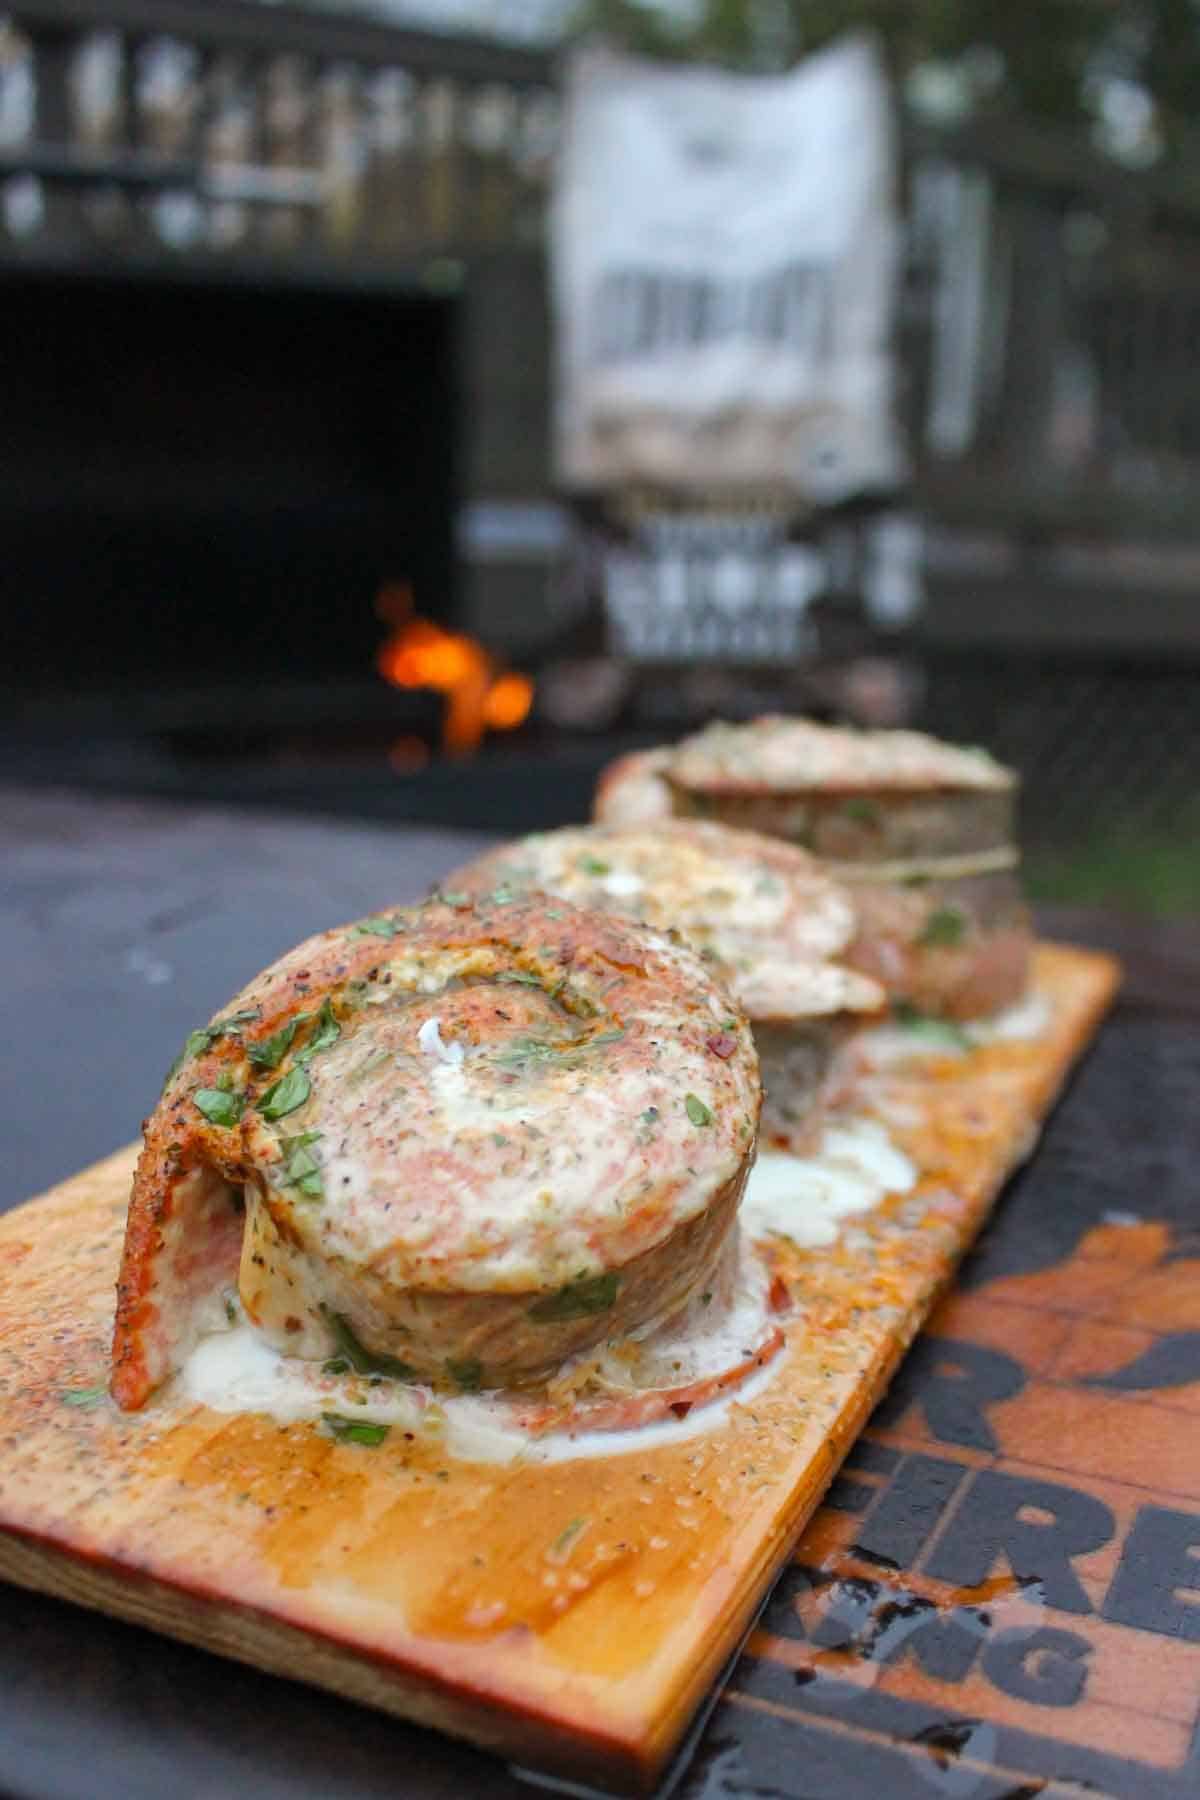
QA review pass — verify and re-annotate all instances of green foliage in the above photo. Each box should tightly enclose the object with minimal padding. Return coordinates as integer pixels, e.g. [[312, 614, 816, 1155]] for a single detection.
[[569, 0, 1200, 148], [1025, 832, 1200, 919]]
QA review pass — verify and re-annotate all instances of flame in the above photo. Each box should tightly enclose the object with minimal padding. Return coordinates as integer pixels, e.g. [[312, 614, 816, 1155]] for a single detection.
[[375, 588, 533, 757], [483, 672, 535, 731]]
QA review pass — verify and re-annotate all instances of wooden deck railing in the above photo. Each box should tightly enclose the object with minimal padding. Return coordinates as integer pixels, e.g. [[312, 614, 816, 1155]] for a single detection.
[[5, 2, 1200, 563], [0, 1, 555, 264]]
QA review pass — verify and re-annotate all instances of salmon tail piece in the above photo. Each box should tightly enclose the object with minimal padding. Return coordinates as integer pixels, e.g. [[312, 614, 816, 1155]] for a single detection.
[[110, 1132, 245, 1411]]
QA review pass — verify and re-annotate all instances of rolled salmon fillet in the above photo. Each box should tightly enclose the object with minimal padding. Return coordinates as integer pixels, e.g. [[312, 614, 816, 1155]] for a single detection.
[[595, 716, 1031, 1021], [443, 821, 885, 1148], [592, 748, 675, 827], [112, 895, 761, 1410]]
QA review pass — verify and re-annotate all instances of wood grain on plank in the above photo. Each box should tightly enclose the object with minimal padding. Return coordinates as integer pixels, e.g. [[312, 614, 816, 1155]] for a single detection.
[[0, 945, 1118, 1794]]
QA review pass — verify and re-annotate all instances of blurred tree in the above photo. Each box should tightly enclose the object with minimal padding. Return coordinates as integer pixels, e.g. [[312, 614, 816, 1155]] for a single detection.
[[572, 0, 1200, 162]]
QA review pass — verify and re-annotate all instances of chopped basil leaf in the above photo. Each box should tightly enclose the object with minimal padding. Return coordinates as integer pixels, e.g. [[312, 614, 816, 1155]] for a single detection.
[[222, 1288, 239, 1325], [490, 885, 517, 905], [279, 1132, 324, 1201], [640, 1106, 659, 1124], [299, 997, 340, 1060], [248, 1017, 302, 1070], [322, 1357, 351, 1376], [918, 906, 967, 948], [495, 1035, 551, 1068], [446, 1358, 484, 1392], [579, 856, 610, 876], [549, 1517, 588, 1558], [529, 1271, 620, 1322], [349, 914, 407, 939], [435, 890, 470, 907], [348, 1046, 392, 1085], [841, 797, 880, 825], [685, 1093, 713, 1128], [61, 1385, 106, 1409], [496, 970, 543, 988], [700, 1291, 714, 1307], [257, 1066, 311, 1121], [497, 1029, 624, 1071], [321, 1413, 389, 1448], [321, 1306, 415, 1379], [162, 1008, 261, 1088], [545, 908, 565, 919], [193, 1086, 245, 1128], [893, 1000, 970, 1049]]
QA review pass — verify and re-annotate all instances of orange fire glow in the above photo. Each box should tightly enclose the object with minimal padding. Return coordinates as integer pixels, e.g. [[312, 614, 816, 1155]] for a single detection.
[[375, 589, 534, 757], [483, 672, 535, 731]]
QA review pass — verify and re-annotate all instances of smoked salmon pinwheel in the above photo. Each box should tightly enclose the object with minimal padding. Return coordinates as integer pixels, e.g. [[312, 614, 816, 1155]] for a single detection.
[[112, 894, 761, 1409], [444, 820, 884, 1146], [595, 716, 1031, 1021]]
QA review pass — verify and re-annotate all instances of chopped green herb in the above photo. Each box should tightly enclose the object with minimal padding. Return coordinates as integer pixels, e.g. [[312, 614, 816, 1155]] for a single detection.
[[545, 908, 565, 919], [436, 891, 470, 907], [298, 997, 340, 1062], [490, 885, 518, 905], [497, 1027, 624, 1071], [640, 1106, 659, 1125], [193, 1086, 245, 1128], [349, 1046, 393, 1085], [893, 1000, 970, 1050], [61, 1385, 106, 1409], [248, 1017, 302, 1070], [257, 1066, 311, 1121], [222, 1288, 239, 1325], [496, 970, 544, 988], [279, 1131, 324, 1200], [700, 1292, 714, 1307], [162, 1008, 260, 1088], [446, 1358, 484, 1392], [549, 1517, 588, 1559], [179, 1027, 217, 1064], [497, 1035, 553, 1067], [321, 1413, 389, 1448], [685, 1093, 713, 1128], [322, 1357, 351, 1376], [348, 914, 407, 939], [529, 1272, 620, 1322], [579, 856, 610, 876], [841, 797, 880, 825], [918, 906, 967, 948], [321, 1306, 415, 1380]]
